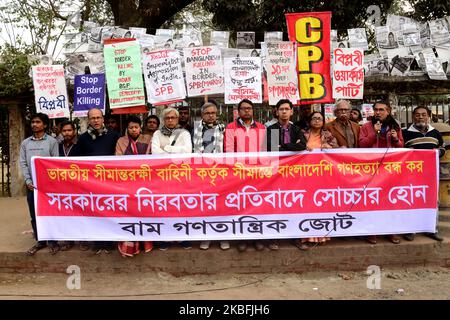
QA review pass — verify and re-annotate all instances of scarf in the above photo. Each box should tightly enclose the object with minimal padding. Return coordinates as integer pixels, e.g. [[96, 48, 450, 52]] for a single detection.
[[160, 125, 179, 136], [87, 125, 108, 140], [193, 121, 225, 153]]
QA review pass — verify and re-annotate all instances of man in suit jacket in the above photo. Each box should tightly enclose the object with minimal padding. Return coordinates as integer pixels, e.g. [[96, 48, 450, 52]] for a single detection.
[[266, 99, 307, 152], [325, 100, 360, 148]]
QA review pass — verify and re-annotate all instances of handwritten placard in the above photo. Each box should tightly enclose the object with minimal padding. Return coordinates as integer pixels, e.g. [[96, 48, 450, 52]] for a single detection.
[[224, 57, 262, 104], [103, 40, 146, 108], [332, 48, 364, 99], [32, 65, 70, 119], [183, 46, 224, 97], [265, 42, 299, 105], [142, 49, 186, 105]]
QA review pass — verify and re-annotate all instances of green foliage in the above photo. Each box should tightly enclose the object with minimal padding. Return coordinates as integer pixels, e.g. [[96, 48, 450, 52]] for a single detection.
[[0, 45, 33, 97], [408, 0, 449, 21], [201, 0, 395, 38]]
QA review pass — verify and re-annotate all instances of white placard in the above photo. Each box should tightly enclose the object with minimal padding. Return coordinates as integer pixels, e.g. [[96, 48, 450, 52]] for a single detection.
[[142, 49, 186, 105], [224, 57, 262, 104], [32, 65, 70, 119], [183, 46, 224, 97]]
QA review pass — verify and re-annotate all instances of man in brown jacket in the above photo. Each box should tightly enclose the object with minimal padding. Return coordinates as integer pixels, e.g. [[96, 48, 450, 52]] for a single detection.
[[325, 100, 360, 148]]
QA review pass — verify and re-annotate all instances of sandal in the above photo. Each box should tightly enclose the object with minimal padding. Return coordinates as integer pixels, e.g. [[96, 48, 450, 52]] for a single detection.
[[48, 242, 60, 255], [388, 235, 401, 244], [26, 242, 46, 256], [366, 235, 377, 244], [294, 240, 310, 251]]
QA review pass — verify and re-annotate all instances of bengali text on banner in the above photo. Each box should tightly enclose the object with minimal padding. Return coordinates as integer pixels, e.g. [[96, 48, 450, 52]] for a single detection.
[[32, 149, 438, 241]]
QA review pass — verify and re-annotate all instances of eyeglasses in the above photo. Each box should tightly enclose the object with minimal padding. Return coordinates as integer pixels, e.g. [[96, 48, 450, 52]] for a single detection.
[[311, 117, 323, 121], [164, 116, 178, 120], [204, 112, 217, 116]]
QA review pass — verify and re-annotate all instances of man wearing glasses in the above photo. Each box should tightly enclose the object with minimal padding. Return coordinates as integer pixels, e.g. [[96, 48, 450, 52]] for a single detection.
[[151, 107, 193, 251], [266, 99, 307, 152], [326, 100, 360, 148], [192, 101, 230, 251], [224, 99, 266, 252]]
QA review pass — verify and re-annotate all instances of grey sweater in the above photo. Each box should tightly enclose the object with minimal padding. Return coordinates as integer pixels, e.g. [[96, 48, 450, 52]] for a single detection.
[[19, 133, 59, 185]]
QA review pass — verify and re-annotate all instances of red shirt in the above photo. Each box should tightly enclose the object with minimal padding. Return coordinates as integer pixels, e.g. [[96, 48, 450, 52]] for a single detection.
[[224, 118, 266, 153]]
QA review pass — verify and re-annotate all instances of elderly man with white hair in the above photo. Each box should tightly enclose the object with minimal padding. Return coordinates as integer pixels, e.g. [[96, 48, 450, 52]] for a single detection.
[[151, 107, 193, 250], [152, 107, 193, 155], [325, 100, 360, 148], [192, 100, 230, 251]]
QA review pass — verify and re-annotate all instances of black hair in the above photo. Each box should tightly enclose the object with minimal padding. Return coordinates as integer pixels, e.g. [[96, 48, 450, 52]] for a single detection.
[[30, 113, 50, 128], [372, 100, 391, 110], [105, 113, 119, 121], [237, 99, 253, 110], [145, 115, 160, 126], [351, 108, 363, 122], [126, 115, 142, 127], [275, 99, 293, 110], [308, 111, 325, 126], [59, 120, 76, 131]]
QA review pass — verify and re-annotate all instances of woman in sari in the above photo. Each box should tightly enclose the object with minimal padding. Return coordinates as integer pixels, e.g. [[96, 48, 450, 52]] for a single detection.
[[295, 111, 339, 250], [115, 115, 153, 257]]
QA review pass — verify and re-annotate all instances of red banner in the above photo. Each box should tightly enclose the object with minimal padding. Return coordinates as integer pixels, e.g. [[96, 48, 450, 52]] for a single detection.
[[285, 11, 333, 105], [32, 149, 438, 241]]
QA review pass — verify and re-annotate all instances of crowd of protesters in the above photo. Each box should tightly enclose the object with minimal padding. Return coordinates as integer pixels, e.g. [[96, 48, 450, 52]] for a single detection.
[[20, 98, 445, 256]]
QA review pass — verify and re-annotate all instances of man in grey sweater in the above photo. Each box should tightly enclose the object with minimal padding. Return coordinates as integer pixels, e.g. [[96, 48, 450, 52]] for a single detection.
[[19, 113, 59, 255]]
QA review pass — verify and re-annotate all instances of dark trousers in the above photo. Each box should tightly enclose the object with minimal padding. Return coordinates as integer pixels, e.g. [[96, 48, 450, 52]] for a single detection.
[[27, 189, 56, 245], [26, 189, 38, 241]]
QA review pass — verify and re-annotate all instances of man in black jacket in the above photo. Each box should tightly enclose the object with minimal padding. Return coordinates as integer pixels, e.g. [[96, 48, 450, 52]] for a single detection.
[[266, 99, 307, 152], [77, 108, 120, 254], [265, 99, 307, 251]]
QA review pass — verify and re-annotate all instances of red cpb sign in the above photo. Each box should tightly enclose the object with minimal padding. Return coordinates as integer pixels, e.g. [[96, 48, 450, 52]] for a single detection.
[[286, 12, 333, 104]]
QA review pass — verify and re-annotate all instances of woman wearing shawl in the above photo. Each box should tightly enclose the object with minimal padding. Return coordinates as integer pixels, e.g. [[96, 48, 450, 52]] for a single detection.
[[296, 111, 339, 250], [115, 115, 153, 257]]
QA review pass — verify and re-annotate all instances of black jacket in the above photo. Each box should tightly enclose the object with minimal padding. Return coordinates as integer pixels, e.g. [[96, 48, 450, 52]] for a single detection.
[[266, 122, 307, 152]]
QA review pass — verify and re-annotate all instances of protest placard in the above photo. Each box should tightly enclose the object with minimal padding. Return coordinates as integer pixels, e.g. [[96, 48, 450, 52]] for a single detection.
[[264, 41, 299, 105], [286, 11, 333, 104], [184, 46, 224, 97], [142, 49, 186, 105], [32, 65, 70, 119], [224, 57, 262, 104], [332, 48, 364, 99], [103, 39, 146, 109], [73, 74, 105, 117]]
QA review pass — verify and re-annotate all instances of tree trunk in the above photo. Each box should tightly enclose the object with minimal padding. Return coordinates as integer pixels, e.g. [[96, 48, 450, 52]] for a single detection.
[[106, 0, 195, 31]]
